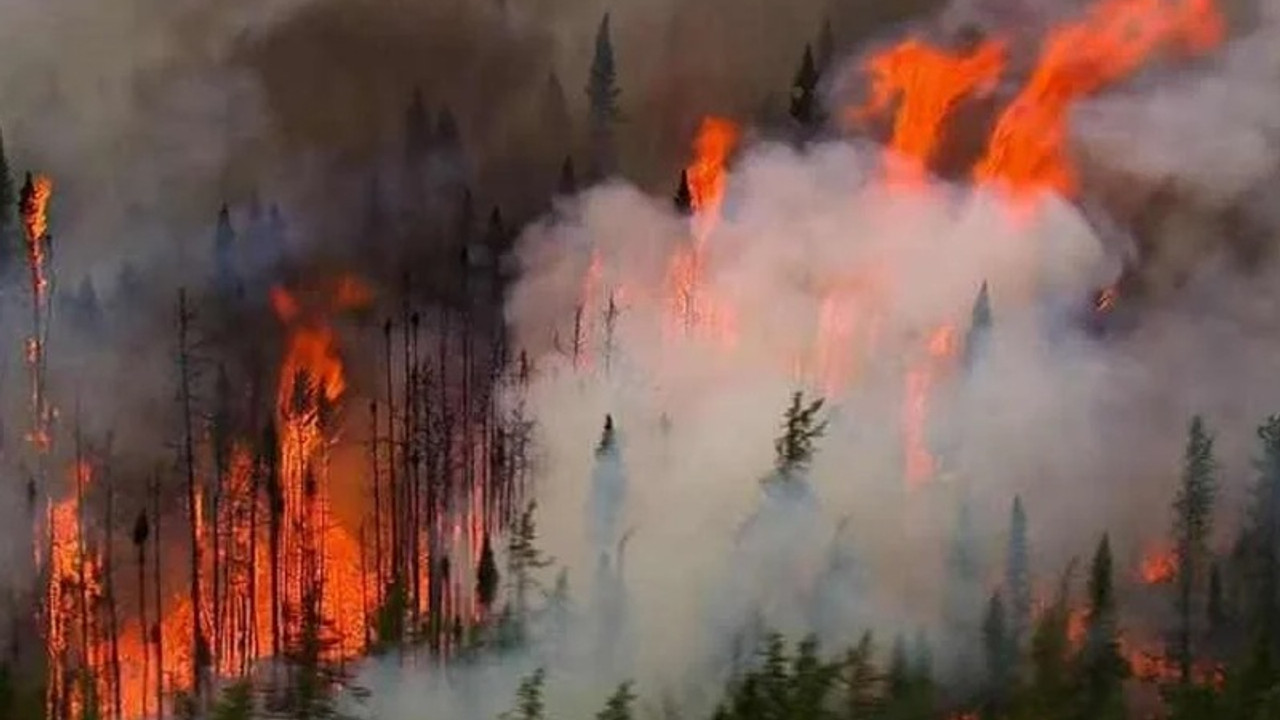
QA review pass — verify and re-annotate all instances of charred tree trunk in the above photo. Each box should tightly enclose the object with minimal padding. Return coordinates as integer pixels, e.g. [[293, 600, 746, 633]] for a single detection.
[[104, 452, 122, 720], [151, 470, 164, 720], [177, 289, 207, 703], [132, 507, 150, 720]]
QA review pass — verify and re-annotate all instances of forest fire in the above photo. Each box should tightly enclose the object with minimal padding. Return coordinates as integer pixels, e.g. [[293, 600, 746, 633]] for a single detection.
[[974, 0, 1224, 197], [903, 325, 959, 487], [1139, 546, 1177, 584], [21, 173, 54, 453], [857, 38, 1005, 186], [665, 117, 741, 344]]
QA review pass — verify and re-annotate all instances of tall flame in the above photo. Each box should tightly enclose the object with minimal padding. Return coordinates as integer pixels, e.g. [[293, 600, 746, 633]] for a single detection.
[[857, 38, 1006, 186], [665, 116, 741, 344], [975, 0, 1224, 197]]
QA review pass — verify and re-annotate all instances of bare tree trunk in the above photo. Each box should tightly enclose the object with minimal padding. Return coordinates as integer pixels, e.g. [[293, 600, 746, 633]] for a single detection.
[[151, 470, 164, 720], [369, 401, 383, 609], [177, 289, 206, 703], [104, 451, 122, 720], [135, 509, 149, 720]]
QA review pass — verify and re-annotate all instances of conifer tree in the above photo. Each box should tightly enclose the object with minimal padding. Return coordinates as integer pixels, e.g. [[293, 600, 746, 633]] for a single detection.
[[0, 126, 15, 281], [964, 282, 993, 372], [773, 391, 827, 478], [214, 204, 237, 297], [502, 668, 547, 720], [673, 170, 693, 215], [1006, 495, 1032, 656], [843, 631, 882, 718], [982, 590, 1011, 715], [789, 44, 821, 131], [586, 13, 621, 179], [477, 532, 499, 611], [596, 681, 636, 720], [1078, 534, 1129, 720], [1172, 415, 1217, 685]]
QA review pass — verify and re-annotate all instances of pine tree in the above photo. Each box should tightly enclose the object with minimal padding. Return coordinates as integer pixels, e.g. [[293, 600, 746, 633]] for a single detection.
[[1077, 534, 1129, 720], [209, 681, 253, 720], [596, 681, 636, 720], [773, 391, 827, 478], [508, 500, 552, 623], [1173, 415, 1217, 685], [790, 44, 821, 131], [673, 170, 693, 215], [943, 496, 983, 690], [586, 13, 621, 179], [214, 204, 237, 298], [477, 532, 499, 611], [982, 590, 1010, 715], [502, 668, 546, 720], [843, 632, 882, 718], [1006, 495, 1032, 656], [0, 126, 15, 281], [963, 282, 993, 372]]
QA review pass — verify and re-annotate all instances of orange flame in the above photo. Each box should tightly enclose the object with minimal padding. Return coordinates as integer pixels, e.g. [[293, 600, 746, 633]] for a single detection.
[[1139, 546, 1177, 584], [903, 324, 958, 487], [975, 0, 1224, 197], [857, 39, 1006, 185], [665, 116, 741, 345]]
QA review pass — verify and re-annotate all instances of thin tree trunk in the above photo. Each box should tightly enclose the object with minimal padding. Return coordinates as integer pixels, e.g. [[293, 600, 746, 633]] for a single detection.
[[104, 454, 122, 720], [177, 289, 206, 702], [152, 470, 164, 720]]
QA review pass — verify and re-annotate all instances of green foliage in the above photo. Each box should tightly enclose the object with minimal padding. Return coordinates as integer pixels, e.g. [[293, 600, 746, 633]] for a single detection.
[[1006, 496, 1032, 654], [501, 668, 546, 720], [774, 392, 827, 478], [586, 13, 620, 177], [1076, 535, 1129, 720], [596, 682, 637, 720], [1173, 416, 1218, 684], [211, 681, 254, 720], [843, 632, 883, 719], [983, 590, 1011, 708]]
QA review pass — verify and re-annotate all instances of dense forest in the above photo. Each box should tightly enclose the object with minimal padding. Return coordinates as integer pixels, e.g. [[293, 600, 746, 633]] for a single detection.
[[1, 0, 1279, 718]]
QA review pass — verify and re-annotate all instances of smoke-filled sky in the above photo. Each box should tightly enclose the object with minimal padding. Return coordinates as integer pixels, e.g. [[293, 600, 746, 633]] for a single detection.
[[8, 0, 1280, 716]]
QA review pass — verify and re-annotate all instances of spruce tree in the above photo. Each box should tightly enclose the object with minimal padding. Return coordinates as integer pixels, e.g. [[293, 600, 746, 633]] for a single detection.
[[0, 127, 15, 281], [543, 71, 572, 152], [1173, 415, 1217, 685], [213, 204, 237, 297], [1078, 534, 1129, 720], [963, 281, 993, 372], [843, 632, 882, 718], [477, 532, 499, 610], [1006, 495, 1032, 656], [790, 44, 821, 131], [773, 391, 827, 478], [982, 589, 1010, 709], [596, 682, 636, 720], [673, 170, 693, 215], [586, 13, 621, 179], [502, 668, 547, 720]]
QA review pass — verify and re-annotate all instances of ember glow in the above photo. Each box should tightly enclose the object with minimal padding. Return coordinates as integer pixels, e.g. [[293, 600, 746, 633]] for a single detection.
[[1139, 546, 1177, 584]]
